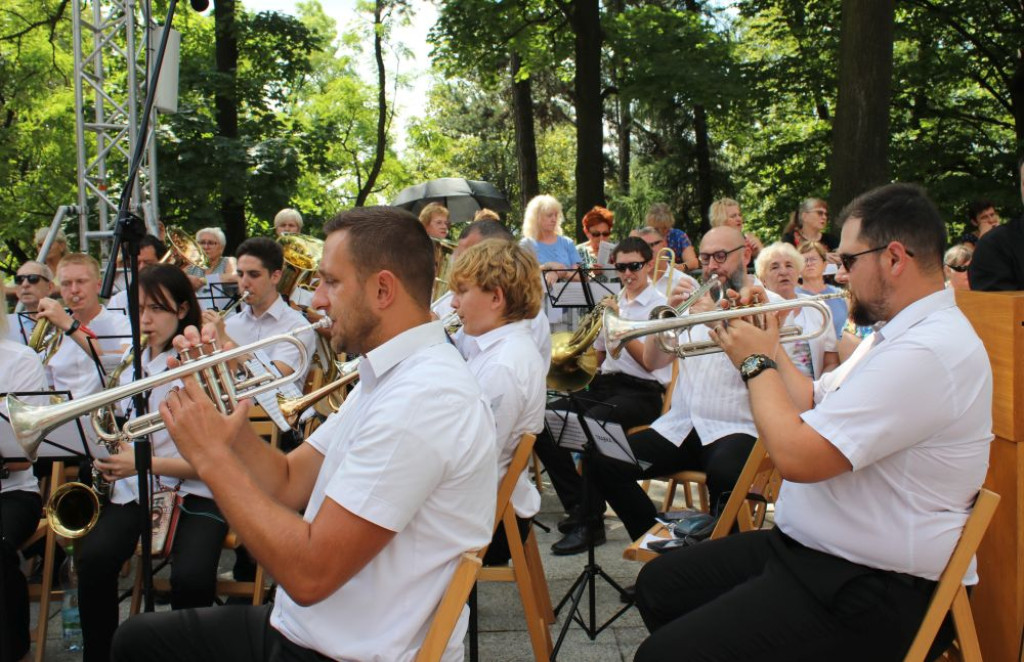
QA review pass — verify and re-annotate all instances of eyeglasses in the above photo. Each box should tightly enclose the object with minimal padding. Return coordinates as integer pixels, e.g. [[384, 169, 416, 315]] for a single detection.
[[590, 230, 612, 238], [14, 274, 49, 285], [946, 263, 970, 273], [614, 261, 648, 273], [697, 245, 744, 265], [837, 246, 887, 271]]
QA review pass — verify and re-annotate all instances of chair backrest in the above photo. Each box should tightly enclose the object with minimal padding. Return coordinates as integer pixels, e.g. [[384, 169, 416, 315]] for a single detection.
[[709, 439, 778, 539], [490, 433, 537, 536], [415, 552, 483, 662], [660, 360, 679, 415], [903, 488, 1000, 662]]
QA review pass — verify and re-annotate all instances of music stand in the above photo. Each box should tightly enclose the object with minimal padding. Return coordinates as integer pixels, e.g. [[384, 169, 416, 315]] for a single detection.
[[544, 394, 641, 659], [0, 391, 91, 462]]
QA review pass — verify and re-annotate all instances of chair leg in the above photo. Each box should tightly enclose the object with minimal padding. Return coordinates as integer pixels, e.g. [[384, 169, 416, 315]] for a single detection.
[[506, 514, 551, 660], [252, 563, 267, 605], [950, 586, 982, 661], [523, 527, 554, 624], [661, 479, 678, 512], [129, 558, 143, 616]]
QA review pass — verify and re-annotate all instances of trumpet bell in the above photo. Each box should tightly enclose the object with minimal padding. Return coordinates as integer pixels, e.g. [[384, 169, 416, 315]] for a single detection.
[[46, 482, 101, 539], [546, 332, 599, 392], [6, 394, 51, 461], [163, 226, 209, 271], [278, 234, 324, 297]]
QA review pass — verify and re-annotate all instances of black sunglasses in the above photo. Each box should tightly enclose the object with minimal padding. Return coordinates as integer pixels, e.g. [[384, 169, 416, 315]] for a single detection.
[[837, 245, 916, 271], [945, 263, 970, 273], [698, 245, 744, 265], [14, 274, 49, 285], [614, 261, 648, 273], [590, 230, 612, 238]]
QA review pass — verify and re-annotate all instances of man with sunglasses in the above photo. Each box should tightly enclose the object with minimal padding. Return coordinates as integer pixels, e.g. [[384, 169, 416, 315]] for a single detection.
[[541, 237, 674, 555], [7, 261, 54, 344], [632, 183, 993, 660]]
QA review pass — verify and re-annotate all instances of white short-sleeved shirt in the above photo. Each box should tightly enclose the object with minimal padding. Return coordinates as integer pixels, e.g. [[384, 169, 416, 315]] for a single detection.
[[270, 321, 497, 662], [593, 283, 673, 386], [651, 284, 781, 446], [109, 348, 213, 504], [224, 295, 316, 382], [776, 289, 992, 582], [437, 290, 553, 364], [458, 321, 546, 518], [0, 340, 47, 494], [6, 313, 35, 345]]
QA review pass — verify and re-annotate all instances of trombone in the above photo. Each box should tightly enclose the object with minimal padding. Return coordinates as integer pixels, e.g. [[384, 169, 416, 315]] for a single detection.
[[605, 293, 843, 360], [652, 246, 677, 299], [7, 317, 331, 461]]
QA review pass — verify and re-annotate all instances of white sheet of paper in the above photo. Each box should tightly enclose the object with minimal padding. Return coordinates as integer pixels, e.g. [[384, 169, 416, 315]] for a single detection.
[[638, 533, 664, 551], [597, 240, 617, 267]]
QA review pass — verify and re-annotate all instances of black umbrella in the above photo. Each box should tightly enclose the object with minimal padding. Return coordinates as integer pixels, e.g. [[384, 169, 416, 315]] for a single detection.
[[391, 178, 511, 223]]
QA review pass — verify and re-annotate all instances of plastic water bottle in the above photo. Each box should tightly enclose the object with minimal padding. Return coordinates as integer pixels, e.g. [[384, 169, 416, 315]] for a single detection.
[[61, 544, 83, 651]]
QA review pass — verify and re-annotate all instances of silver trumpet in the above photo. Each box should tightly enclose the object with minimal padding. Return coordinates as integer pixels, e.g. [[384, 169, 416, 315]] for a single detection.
[[8, 317, 332, 461], [605, 293, 843, 360]]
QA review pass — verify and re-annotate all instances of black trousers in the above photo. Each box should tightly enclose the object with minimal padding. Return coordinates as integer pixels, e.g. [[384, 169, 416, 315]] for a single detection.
[[534, 372, 665, 514], [482, 515, 532, 567], [77, 495, 228, 662], [634, 528, 948, 662], [1, 489, 42, 662], [592, 428, 755, 540], [112, 604, 331, 662]]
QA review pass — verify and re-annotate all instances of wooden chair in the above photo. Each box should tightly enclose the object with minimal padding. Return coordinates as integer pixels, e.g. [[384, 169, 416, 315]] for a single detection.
[[903, 489, 1000, 662], [414, 552, 483, 662], [23, 461, 74, 662], [474, 433, 554, 661]]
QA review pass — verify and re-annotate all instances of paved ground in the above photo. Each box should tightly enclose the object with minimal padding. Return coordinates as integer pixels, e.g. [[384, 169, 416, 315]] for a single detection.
[[31, 479, 685, 661]]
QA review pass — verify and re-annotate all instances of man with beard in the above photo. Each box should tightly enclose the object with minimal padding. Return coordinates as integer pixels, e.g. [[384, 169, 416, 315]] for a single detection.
[[633, 184, 993, 661], [112, 207, 498, 662], [589, 226, 774, 543]]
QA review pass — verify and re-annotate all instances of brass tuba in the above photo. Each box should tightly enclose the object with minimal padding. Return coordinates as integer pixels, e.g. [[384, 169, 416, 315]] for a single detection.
[[162, 226, 209, 271], [277, 234, 324, 299], [547, 297, 615, 392]]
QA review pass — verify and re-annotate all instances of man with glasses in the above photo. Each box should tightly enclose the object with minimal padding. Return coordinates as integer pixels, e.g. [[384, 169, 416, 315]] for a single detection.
[[7, 261, 54, 344], [590, 226, 773, 545], [632, 182, 993, 660], [540, 237, 675, 554]]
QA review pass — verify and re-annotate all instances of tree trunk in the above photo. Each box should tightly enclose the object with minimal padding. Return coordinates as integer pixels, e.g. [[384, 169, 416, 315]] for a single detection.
[[828, 0, 895, 217], [213, 0, 245, 253], [1010, 53, 1024, 155], [617, 96, 631, 196], [571, 0, 604, 241], [693, 104, 712, 234], [354, 0, 388, 207], [510, 52, 539, 212]]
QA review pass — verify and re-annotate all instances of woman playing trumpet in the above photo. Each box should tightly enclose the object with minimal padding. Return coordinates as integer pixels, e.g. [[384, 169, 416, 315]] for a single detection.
[[77, 264, 228, 662]]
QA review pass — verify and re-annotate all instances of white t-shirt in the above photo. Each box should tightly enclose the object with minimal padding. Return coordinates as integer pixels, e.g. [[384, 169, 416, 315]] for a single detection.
[[593, 282, 673, 385], [270, 321, 497, 662], [458, 320, 546, 518], [224, 295, 316, 383], [776, 289, 992, 582], [0, 340, 47, 494]]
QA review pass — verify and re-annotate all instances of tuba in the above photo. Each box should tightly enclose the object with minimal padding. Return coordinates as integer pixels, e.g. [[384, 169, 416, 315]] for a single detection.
[[277, 234, 324, 299], [547, 297, 614, 392], [162, 226, 209, 271]]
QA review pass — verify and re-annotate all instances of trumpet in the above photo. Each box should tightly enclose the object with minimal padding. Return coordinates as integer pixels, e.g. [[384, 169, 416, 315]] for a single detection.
[[7, 317, 332, 461], [605, 293, 843, 360], [46, 482, 101, 539]]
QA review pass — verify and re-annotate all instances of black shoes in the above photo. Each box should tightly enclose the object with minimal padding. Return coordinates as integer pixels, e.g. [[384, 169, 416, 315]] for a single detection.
[[551, 524, 607, 556]]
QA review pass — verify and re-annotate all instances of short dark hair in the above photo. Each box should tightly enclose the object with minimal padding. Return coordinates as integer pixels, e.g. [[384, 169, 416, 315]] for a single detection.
[[139, 234, 167, 259], [324, 206, 435, 308], [967, 199, 995, 222], [139, 264, 201, 349], [236, 237, 284, 273], [460, 219, 513, 242], [612, 236, 653, 263], [836, 183, 946, 273]]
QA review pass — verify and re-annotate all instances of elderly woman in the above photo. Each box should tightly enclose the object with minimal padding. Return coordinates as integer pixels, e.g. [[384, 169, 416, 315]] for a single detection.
[[519, 195, 582, 287], [186, 227, 237, 289], [782, 198, 840, 262], [943, 244, 973, 291], [273, 208, 304, 236], [795, 241, 848, 339], [755, 241, 839, 378], [33, 226, 68, 289], [419, 203, 450, 240], [576, 206, 614, 274], [709, 197, 763, 261], [644, 203, 698, 271]]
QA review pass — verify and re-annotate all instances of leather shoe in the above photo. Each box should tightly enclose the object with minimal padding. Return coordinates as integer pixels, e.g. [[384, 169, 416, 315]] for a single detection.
[[619, 583, 636, 604], [557, 509, 603, 534], [551, 524, 606, 556]]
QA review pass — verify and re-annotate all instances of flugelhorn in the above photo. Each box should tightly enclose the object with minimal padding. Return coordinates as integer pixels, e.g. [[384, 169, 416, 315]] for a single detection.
[[7, 317, 331, 461], [277, 358, 359, 425], [605, 293, 843, 360], [28, 316, 64, 364]]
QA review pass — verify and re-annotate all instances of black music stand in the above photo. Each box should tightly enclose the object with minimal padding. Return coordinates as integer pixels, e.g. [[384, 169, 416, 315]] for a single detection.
[[544, 394, 639, 660], [542, 266, 621, 312]]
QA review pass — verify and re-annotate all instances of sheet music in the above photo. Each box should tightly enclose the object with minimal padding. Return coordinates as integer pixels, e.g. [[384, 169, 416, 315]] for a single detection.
[[580, 416, 647, 467], [198, 276, 240, 312], [545, 281, 622, 308], [596, 240, 617, 267], [544, 410, 587, 451], [245, 351, 303, 431]]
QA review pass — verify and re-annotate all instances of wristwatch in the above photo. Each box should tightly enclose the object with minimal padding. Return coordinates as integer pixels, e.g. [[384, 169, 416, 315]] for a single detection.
[[740, 354, 777, 383], [66, 319, 81, 336]]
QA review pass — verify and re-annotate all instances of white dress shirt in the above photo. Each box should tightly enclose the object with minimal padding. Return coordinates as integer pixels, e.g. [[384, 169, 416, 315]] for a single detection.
[[271, 321, 497, 662], [109, 348, 213, 505], [0, 340, 47, 494], [651, 283, 781, 446], [594, 282, 673, 385], [224, 295, 316, 382], [458, 320, 546, 518], [776, 289, 992, 582], [438, 290, 553, 364], [5, 313, 34, 345]]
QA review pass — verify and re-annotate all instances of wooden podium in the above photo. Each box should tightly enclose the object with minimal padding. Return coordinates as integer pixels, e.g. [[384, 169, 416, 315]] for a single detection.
[[956, 290, 1024, 662]]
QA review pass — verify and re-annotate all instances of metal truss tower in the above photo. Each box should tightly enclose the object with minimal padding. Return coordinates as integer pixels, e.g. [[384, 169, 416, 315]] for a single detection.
[[71, 0, 161, 256]]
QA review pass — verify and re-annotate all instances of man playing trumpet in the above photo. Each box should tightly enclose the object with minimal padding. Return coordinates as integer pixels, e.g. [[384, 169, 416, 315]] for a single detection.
[[113, 207, 498, 662]]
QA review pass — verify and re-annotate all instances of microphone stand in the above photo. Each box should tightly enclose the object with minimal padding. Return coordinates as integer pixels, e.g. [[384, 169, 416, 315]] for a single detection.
[[98, 0, 205, 612]]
